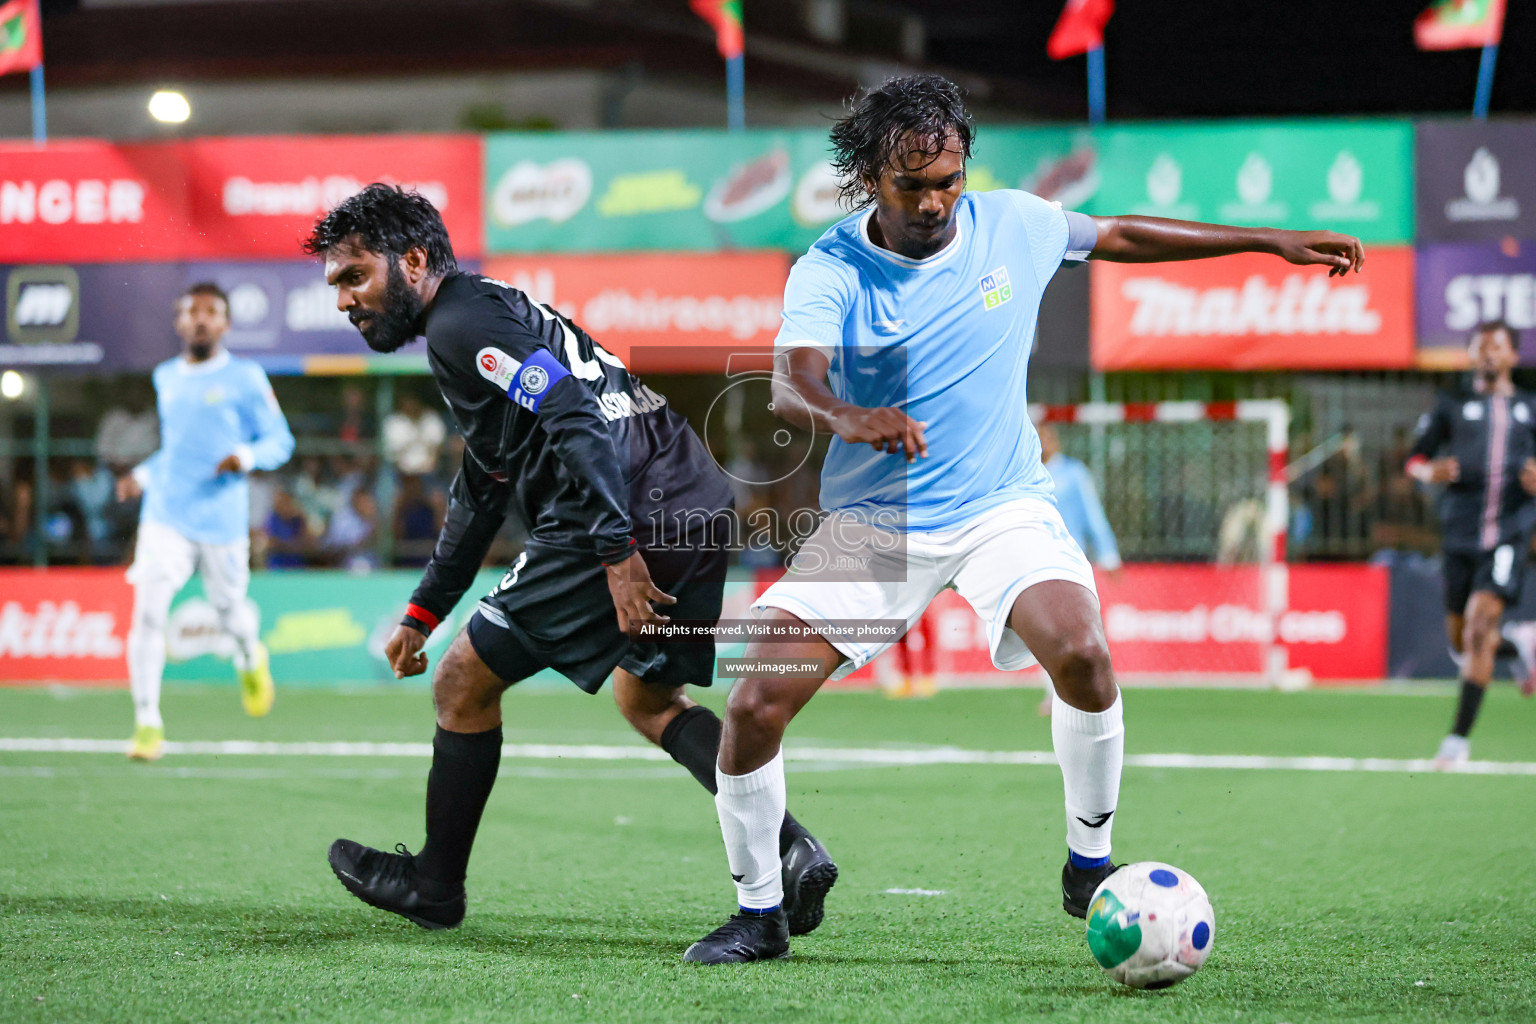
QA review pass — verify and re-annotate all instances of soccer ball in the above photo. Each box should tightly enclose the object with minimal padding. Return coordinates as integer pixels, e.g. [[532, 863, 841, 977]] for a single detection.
[[1085, 862, 1214, 989]]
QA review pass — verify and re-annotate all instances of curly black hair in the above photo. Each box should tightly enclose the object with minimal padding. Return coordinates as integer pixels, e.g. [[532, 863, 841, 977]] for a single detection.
[[302, 183, 458, 274], [829, 74, 975, 211]]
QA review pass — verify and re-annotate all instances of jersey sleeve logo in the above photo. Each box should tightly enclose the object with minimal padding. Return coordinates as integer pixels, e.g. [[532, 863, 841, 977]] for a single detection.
[[979, 266, 1013, 310], [475, 346, 523, 391], [508, 347, 571, 412]]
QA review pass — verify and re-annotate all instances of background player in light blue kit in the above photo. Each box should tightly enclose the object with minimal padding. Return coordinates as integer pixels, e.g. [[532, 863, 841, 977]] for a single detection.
[[116, 283, 295, 760], [685, 74, 1365, 963]]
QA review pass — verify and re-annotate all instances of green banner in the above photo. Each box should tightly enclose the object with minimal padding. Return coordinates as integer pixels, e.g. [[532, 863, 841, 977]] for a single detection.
[[1090, 120, 1414, 243], [482, 126, 1093, 254], [160, 570, 758, 689]]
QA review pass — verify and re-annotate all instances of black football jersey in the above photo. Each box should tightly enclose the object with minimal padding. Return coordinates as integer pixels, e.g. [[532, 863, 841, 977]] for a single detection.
[[402, 272, 732, 629], [1409, 388, 1536, 553]]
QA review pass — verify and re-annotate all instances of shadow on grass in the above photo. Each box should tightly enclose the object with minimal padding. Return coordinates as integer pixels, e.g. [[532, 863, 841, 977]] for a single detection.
[[1, 894, 691, 958]]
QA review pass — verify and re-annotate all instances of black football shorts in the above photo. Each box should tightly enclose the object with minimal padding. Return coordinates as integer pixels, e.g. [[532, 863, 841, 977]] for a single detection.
[[1443, 542, 1528, 613], [466, 538, 727, 693]]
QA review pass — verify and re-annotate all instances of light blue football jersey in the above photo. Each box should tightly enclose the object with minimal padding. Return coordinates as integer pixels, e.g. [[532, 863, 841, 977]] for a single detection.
[[776, 189, 1089, 531], [137, 351, 295, 545]]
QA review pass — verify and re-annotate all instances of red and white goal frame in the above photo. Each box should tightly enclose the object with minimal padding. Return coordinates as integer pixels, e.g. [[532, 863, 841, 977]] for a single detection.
[[1029, 399, 1295, 685]]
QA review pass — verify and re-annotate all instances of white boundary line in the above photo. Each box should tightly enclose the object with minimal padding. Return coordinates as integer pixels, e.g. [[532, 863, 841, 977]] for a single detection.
[[1, 738, 1534, 775]]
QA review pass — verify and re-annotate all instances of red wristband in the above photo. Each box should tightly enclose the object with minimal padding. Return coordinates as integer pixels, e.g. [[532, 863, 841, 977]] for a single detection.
[[404, 603, 441, 631]]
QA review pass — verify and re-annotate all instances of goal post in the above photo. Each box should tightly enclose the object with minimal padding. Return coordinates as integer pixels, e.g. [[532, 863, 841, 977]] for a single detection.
[[1027, 399, 1296, 687]]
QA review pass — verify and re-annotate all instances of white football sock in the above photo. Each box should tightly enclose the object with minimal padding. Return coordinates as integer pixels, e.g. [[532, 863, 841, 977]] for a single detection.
[[715, 750, 787, 911], [1053, 692, 1124, 859], [215, 597, 260, 673], [127, 580, 174, 730]]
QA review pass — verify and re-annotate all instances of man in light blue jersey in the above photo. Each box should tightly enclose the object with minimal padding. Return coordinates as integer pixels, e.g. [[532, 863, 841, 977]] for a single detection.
[[116, 283, 295, 760], [685, 75, 1364, 963]]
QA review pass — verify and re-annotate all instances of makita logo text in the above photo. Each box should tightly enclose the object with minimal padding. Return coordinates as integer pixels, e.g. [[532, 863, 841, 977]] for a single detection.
[[223, 176, 449, 217], [1120, 274, 1382, 336], [0, 179, 146, 225], [0, 600, 124, 659]]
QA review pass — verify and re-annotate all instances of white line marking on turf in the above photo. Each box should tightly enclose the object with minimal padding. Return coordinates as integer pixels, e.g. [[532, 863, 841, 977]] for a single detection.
[[2, 738, 1535, 775], [883, 888, 947, 896]]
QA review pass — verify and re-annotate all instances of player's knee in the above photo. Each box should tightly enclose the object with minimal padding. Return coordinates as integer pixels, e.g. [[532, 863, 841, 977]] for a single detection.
[[1464, 613, 1500, 651], [1048, 634, 1115, 707], [725, 681, 792, 741], [431, 648, 499, 727]]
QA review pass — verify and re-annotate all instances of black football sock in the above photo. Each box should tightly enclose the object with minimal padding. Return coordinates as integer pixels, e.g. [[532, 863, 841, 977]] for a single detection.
[[415, 725, 502, 889], [658, 704, 810, 856], [1450, 680, 1487, 738]]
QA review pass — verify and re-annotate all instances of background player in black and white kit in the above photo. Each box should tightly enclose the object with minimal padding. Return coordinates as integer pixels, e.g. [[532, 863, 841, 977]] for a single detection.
[[303, 185, 836, 934], [1407, 320, 1536, 768]]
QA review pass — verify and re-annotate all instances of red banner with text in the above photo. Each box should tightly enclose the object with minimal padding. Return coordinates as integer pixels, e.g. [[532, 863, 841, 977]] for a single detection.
[[1090, 248, 1415, 370], [0, 135, 483, 264], [0, 569, 131, 685], [774, 563, 1389, 687], [482, 252, 789, 373]]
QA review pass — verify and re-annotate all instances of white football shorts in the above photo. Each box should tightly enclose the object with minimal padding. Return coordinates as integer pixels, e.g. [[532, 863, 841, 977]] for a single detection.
[[753, 496, 1097, 680], [127, 519, 252, 608]]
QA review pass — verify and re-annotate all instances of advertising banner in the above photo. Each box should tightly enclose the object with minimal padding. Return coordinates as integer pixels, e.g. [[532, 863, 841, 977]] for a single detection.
[[0, 141, 193, 263], [481, 252, 789, 372], [1091, 120, 1414, 243], [1090, 247, 1415, 370], [831, 563, 1387, 684], [1415, 119, 1536, 243], [1415, 240, 1536, 367], [1, 262, 185, 370], [178, 135, 484, 259], [483, 126, 1094, 255], [0, 569, 132, 684]]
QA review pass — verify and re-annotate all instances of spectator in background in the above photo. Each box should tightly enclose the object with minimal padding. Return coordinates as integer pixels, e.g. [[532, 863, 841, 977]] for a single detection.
[[68, 459, 115, 563], [263, 488, 312, 569], [383, 394, 446, 479], [1037, 422, 1122, 716], [324, 488, 379, 573], [392, 472, 445, 567], [337, 383, 374, 445], [292, 456, 340, 536]]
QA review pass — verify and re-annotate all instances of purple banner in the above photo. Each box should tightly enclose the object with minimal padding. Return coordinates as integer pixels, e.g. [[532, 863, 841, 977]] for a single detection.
[[1, 260, 477, 373], [1416, 120, 1536, 244], [2, 263, 184, 371], [1416, 241, 1536, 364]]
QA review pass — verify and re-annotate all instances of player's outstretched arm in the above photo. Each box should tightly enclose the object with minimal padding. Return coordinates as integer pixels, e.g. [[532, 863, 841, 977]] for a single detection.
[[771, 347, 928, 462], [1089, 216, 1364, 277]]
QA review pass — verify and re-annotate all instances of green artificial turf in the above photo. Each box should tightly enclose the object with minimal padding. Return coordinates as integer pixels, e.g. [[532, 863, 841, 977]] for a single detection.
[[1, 683, 1533, 1023]]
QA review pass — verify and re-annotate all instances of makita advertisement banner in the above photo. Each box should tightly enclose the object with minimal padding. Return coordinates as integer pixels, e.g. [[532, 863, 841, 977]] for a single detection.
[[1415, 119, 1536, 244], [179, 135, 484, 259], [0, 569, 132, 684], [1089, 247, 1415, 370], [481, 252, 789, 372], [0, 135, 484, 263], [1415, 240, 1536, 367]]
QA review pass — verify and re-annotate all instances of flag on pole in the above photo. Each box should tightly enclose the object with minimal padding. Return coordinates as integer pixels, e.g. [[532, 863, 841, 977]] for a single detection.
[[691, 0, 744, 60], [1047, 0, 1114, 60], [1414, 0, 1505, 50], [0, 0, 42, 77]]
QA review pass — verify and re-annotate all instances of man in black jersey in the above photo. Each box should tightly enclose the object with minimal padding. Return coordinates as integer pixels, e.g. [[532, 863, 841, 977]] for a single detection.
[[302, 184, 836, 935], [1407, 320, 1536, 768]]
